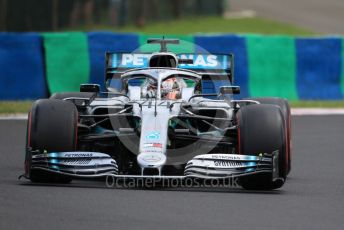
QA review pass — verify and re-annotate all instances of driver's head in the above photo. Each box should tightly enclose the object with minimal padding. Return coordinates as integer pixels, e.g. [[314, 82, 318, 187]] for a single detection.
[[162, 77, 181, 100]]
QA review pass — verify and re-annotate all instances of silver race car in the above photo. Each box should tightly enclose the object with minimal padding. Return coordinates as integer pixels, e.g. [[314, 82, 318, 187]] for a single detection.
[[23, 39, 291, 190]]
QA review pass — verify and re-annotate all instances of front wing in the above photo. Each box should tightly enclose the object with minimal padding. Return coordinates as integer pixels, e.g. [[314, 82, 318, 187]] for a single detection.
[[23, 150, 282, 183]]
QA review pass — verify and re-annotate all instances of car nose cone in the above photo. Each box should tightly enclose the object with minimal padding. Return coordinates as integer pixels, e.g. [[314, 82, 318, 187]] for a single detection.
[[137, 152, 167, 168]]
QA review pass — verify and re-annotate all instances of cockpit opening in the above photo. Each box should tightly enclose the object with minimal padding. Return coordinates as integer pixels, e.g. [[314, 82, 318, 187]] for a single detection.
[[126, 75, 197, 100]]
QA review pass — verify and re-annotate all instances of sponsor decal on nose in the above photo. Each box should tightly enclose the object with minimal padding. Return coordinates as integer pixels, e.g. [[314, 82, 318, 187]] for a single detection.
[[143, 143, 163, 148], [145, 131, 160, 140]]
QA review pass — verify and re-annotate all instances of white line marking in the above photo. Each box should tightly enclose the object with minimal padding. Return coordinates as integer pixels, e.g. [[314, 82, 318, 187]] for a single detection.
[[291, 108, 344, 115], [0, 114, 27, 120]]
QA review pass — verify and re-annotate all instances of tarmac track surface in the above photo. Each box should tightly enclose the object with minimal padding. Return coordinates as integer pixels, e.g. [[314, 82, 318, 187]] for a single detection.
[[0, 116, 343, 230], [231, 0, 344, 34]]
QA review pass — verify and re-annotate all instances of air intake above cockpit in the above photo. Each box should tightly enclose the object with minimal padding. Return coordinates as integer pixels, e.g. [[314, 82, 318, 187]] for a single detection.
[[149, 53, 178, 68]]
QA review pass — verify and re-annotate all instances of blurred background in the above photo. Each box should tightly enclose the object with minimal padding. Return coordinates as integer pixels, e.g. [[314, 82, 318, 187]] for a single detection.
[[0, 0, 224, 31], [1, 0, 343, 34]]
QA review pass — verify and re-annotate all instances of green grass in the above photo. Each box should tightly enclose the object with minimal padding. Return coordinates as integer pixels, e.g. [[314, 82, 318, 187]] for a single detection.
[[289, 100, 344, 108], [78, 16, 315, 35], [0, 101, 33, 114], [1, 100, 344, 114]]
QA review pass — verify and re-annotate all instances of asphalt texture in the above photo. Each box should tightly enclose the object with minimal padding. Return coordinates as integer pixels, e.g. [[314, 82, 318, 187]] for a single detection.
[[0, 116, 344, 230], [231, 0, 344, 34]]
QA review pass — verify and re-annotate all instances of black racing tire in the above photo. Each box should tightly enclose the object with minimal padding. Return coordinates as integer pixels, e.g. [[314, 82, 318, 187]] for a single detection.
[[237, 104, 287, 190], [50, 92, 94, 100], [26, 99, 78, 183], [245, 97, 292, 174]]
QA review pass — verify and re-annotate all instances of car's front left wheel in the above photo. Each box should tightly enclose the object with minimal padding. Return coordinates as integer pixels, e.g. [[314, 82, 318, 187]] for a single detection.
[[237, 104, 287, 190]]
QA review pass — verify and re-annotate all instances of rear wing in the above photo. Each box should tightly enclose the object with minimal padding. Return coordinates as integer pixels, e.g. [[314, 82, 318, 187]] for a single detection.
[[105, 52, 234, 84]]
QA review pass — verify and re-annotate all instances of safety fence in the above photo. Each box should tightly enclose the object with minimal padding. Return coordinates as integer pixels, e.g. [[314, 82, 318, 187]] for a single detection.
[[0, 32, 343, 100]]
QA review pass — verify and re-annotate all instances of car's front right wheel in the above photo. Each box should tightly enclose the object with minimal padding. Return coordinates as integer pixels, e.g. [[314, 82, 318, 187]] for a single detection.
[[25, 99, 78, 183]]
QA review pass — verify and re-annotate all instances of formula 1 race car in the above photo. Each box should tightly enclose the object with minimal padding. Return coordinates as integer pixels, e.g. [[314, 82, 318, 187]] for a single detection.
[[23, 38, 291, 190]]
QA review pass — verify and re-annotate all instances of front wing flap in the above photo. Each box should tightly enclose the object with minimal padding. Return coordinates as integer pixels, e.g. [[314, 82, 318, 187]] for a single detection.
[[28, 151, 118, 178], [185, 151, 281, 181]]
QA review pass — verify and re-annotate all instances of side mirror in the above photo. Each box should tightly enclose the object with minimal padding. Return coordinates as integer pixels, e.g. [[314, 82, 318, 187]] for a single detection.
[[219, 86, 240, 95], [80, 84, 100, 93]]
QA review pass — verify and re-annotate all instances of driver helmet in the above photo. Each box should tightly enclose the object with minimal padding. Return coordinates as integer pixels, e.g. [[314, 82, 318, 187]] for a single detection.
[[161, 77, 186, 100]]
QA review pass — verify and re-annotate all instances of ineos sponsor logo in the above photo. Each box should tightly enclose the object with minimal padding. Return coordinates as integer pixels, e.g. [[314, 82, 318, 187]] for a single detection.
[[214, 161, 243, 167], [142, 150, 163, 153]]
